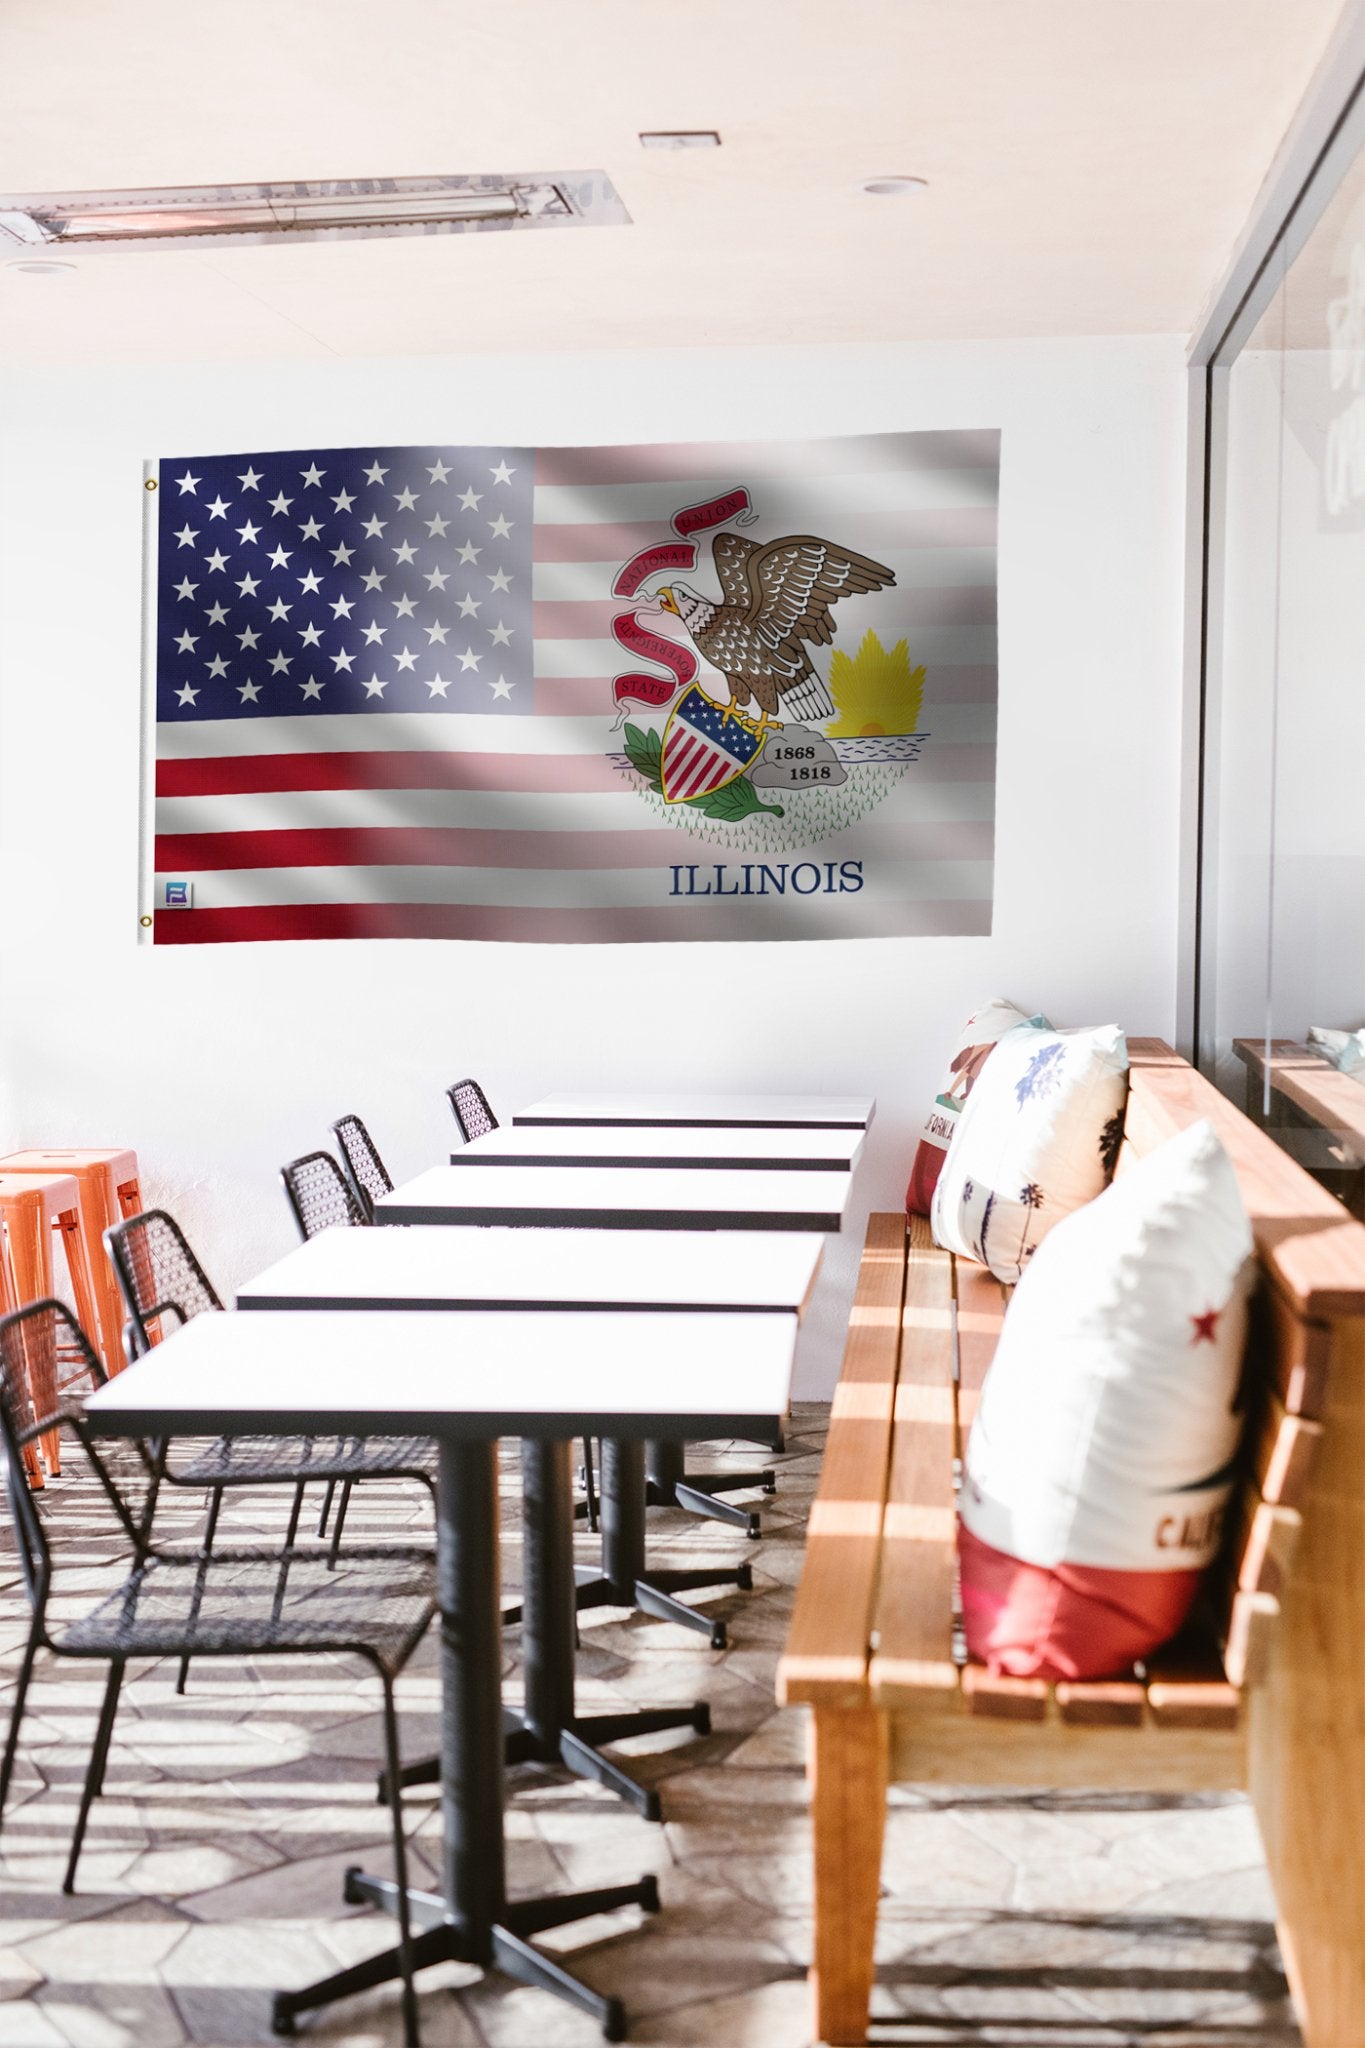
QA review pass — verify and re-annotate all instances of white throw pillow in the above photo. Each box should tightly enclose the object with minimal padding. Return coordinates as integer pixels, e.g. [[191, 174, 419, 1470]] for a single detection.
[[905, 998, 1048, 1216], [931, 1022, 1129, 1283], [960, 1118, 1254, 1575], [1307, 1024, 1365, 1077]]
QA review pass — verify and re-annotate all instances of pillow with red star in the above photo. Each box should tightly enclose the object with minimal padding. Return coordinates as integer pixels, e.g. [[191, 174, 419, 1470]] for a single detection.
[[957, 1118, 1254, 1681], [904, 998, 1048, 1217]]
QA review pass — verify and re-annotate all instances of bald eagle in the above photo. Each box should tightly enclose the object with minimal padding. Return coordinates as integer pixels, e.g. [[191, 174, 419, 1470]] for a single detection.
[[658, 530, 895, 733]]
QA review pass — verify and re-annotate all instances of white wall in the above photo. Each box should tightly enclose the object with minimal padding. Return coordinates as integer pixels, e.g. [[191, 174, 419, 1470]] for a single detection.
[[0, 335, 1187, 1395]]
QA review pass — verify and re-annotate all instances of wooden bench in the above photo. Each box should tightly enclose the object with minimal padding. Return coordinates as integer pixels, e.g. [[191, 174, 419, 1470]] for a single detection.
[[1235, 1035, 1365, 1217], [778, 1039, 1365, 2047]]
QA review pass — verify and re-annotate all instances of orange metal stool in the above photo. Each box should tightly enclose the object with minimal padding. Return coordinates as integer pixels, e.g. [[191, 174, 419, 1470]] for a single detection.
[[0, 1217, 42, 1488], [0, 1149, 142, 1377], [0, 1171, 106, 1476]]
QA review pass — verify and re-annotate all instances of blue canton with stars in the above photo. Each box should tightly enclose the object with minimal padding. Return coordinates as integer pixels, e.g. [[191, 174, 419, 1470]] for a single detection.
[[156, 446, 534, 720]]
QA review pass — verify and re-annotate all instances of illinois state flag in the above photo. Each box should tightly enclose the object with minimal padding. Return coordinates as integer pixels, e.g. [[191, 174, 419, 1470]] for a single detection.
[[147, 431, 998, 943]]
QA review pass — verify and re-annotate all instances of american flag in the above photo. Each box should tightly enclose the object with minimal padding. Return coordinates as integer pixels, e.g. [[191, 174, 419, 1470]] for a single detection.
[[150, 433, 999, 943]]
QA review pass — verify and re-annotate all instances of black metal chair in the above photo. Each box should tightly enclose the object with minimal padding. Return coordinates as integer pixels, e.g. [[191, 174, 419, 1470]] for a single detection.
[[446, 1078, 498, 1145], [281, 1148, 366, 1235], [331, 1113, 394, 1223], [0, 1299, 432, 2044]]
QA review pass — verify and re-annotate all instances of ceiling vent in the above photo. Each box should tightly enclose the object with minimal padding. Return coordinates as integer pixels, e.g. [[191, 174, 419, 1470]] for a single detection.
[[0, 172, 630, 256]]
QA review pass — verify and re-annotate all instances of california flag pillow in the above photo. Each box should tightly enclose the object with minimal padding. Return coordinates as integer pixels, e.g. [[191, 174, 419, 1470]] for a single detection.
[[931, 1022, 1129, 1283], [905, 999, 1048, 1216], [958, 1118, 1254, 1680]]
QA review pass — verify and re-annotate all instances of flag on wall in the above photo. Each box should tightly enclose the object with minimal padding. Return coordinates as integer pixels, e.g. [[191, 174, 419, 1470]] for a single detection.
[[147, 431, 998, 943]]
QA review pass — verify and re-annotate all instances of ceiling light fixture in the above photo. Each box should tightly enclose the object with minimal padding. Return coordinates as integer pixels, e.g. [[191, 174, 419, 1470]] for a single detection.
[[860, 176, 929, 197], [639, 132, 721, 150], [3, 257, 77, 275], [0, 172, 630, 257]]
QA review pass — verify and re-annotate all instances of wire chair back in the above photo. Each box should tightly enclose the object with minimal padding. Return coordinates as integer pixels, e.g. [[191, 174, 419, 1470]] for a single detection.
[[330, 1114, 394, 1222], [105, 1209, 224, 1358], [281, 1150, 366, 1240], [447, 1078, 498, 1144]]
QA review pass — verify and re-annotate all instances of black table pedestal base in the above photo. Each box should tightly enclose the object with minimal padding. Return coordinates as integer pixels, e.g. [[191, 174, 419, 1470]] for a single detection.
[[270, 1865, 658, 2043], [644, 1439, 775, 1539]]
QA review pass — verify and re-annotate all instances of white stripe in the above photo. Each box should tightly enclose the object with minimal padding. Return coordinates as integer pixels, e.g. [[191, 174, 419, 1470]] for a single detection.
[[154, 859, 994, 912], [532, 470, 999, 525], [157, 787, 671, 835], [534, 623, 998, 677], [158, 713, 619, 760], [532, 546, 1000, 604]]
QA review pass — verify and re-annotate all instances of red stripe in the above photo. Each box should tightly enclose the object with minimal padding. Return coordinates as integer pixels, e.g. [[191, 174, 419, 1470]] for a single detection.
[[153, 899, 995, 945], [155, 750, 625, 798]]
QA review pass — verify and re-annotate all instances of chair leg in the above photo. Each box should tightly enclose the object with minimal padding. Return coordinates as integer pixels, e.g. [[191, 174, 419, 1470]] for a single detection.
[[378, 1676, 420, 2048], [0, 1621, 42, 1832], [327, 1479, 354, 1568], [315, 1478, 337, 1539], [63, 1658, 126, 1895], [581, 1437, 599, 1534], [177, 1485, 224, 1696]]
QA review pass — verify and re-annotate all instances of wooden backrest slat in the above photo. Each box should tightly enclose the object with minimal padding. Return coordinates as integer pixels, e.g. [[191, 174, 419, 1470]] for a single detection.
[[1250, 1393, 1324, 1509], [776, 1211, 907, 1707], [1227, 1490, 1301, 1599], [1249, 1278, 1332, 1420], [1054, 1680, 1147, 1727], [953, 1257, 1008, 1452], [869, 1215, 958, 1695], [962, 1667, 1048, 1720], [1143, 1630, 1242, 1729]]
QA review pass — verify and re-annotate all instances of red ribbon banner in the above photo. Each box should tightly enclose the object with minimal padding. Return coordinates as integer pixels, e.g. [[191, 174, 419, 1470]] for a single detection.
[[611, 615, 698, 708], [612, 541, 696, 601], [610, 484, 753, 709], [672, 486, 750, 537]]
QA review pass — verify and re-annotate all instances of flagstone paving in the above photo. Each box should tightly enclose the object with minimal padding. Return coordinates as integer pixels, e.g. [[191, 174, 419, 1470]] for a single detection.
[[1, 1409, 1300, 2047]]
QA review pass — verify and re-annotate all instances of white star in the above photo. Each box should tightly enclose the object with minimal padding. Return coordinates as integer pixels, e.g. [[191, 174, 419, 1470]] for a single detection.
[[174, 576, 198, 599], [175, 682, 199, 705], [427, 459, 452, 484], [300, 463, 324, 487], [174, 471, 201, 495], [489, 514, 513, 539], [236, 572, 261, 597], [362, 672, 388, 697], [392, 593, 417, 618], [392, 539, 418, 565], [331, 488, 355, 514], [331, 647, 355, 672], [299, 622, 323, 648], [458, 486, 481, 510], [205, 653, 229, 678], [238, 678, 262, 702], [174, 629, 198, 653], [490, 461, 515, 485], [488, 567, 513, 593], [174, 524, 198, 548], [268, 597, 292, 621], [205, 601, 229, 625], [205, 549, 229, 572], [298, 569, 323, 594], [425, 672, 452, 698], [269, 490, 293, 516], [425, 565, 450, 591], [362, 620, 387, 643], [331, 542, 355, 566], [298, 516, 323, 542], [394, 646, 418, 672], [362, 568, 386, 591], [364, 460, 389, 486], [425, 620, 450, 644], [458, 646, 482, 671], [300, 674, 324, 700], [489, 620, 513, 646], [268, 545, 292, 569], [362, 514, 387, 538], [237, 466, 262, 491], [457, 541, 481, 564], [207, 496, 229, 519], [269, 650, 293, 674], [457, 594, 481, 617], [489, 673, 515, 701], [426, 513, 450, 538], [330, 594, 355, 619], [393, 485, 418, 511], [237, 625, 261, 650]]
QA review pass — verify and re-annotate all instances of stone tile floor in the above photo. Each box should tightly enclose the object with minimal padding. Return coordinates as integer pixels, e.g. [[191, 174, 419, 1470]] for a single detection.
[[1, 1407, 1300, 2047]]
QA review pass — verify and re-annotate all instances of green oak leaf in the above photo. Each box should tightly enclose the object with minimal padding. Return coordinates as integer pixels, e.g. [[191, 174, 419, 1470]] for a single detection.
[[685, 776, 784, 821], [623, 721, 663, 791]]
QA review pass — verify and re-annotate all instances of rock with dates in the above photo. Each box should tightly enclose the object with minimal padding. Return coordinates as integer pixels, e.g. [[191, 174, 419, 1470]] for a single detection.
[[750, 725, 847, 791]]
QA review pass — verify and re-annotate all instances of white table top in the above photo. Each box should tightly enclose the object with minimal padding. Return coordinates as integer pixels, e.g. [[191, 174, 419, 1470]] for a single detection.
[[238, 1226, 823, 1316], [375, 1164, 851, 1233], [511, 1092, 875, 1131], [83, 1309, 796, 1441], [456, 1125, 865, 1172]]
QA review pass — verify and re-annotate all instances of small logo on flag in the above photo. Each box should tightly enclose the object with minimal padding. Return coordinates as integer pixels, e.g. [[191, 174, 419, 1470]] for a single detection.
[[161, 879, 193, 908], [661, 686, 767, 804]]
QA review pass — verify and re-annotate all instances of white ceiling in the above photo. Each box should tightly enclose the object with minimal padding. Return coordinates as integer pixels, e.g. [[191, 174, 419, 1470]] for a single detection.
[[0, 0, 1348, 365]]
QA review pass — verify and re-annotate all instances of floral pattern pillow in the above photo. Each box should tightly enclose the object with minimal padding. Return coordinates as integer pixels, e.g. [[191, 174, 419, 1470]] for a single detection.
[[930, 1022, 1129, 1283]]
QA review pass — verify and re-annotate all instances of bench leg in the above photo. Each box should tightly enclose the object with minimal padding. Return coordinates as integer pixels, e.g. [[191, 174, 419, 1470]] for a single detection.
[[809, 1705, 887, 2046]]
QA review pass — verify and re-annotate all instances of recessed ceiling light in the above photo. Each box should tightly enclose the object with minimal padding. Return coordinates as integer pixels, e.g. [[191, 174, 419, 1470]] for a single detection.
[[4, 257, 76, 275], [860, 176, 928, 197], [639, 132, 721, 150]]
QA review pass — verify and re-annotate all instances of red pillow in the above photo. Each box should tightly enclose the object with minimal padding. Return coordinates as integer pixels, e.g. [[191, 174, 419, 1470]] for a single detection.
[[905, 999, 1046, 1215]]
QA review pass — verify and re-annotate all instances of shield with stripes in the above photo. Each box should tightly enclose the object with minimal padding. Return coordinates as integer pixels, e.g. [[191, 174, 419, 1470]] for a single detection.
[[660, 686, 767, 804]]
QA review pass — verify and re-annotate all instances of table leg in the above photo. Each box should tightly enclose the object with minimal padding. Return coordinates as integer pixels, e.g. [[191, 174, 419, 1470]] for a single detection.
[[574, 1440, 753, 1651], [644, 1438, 776, 1539], [271, 1438, 657, 2044]]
